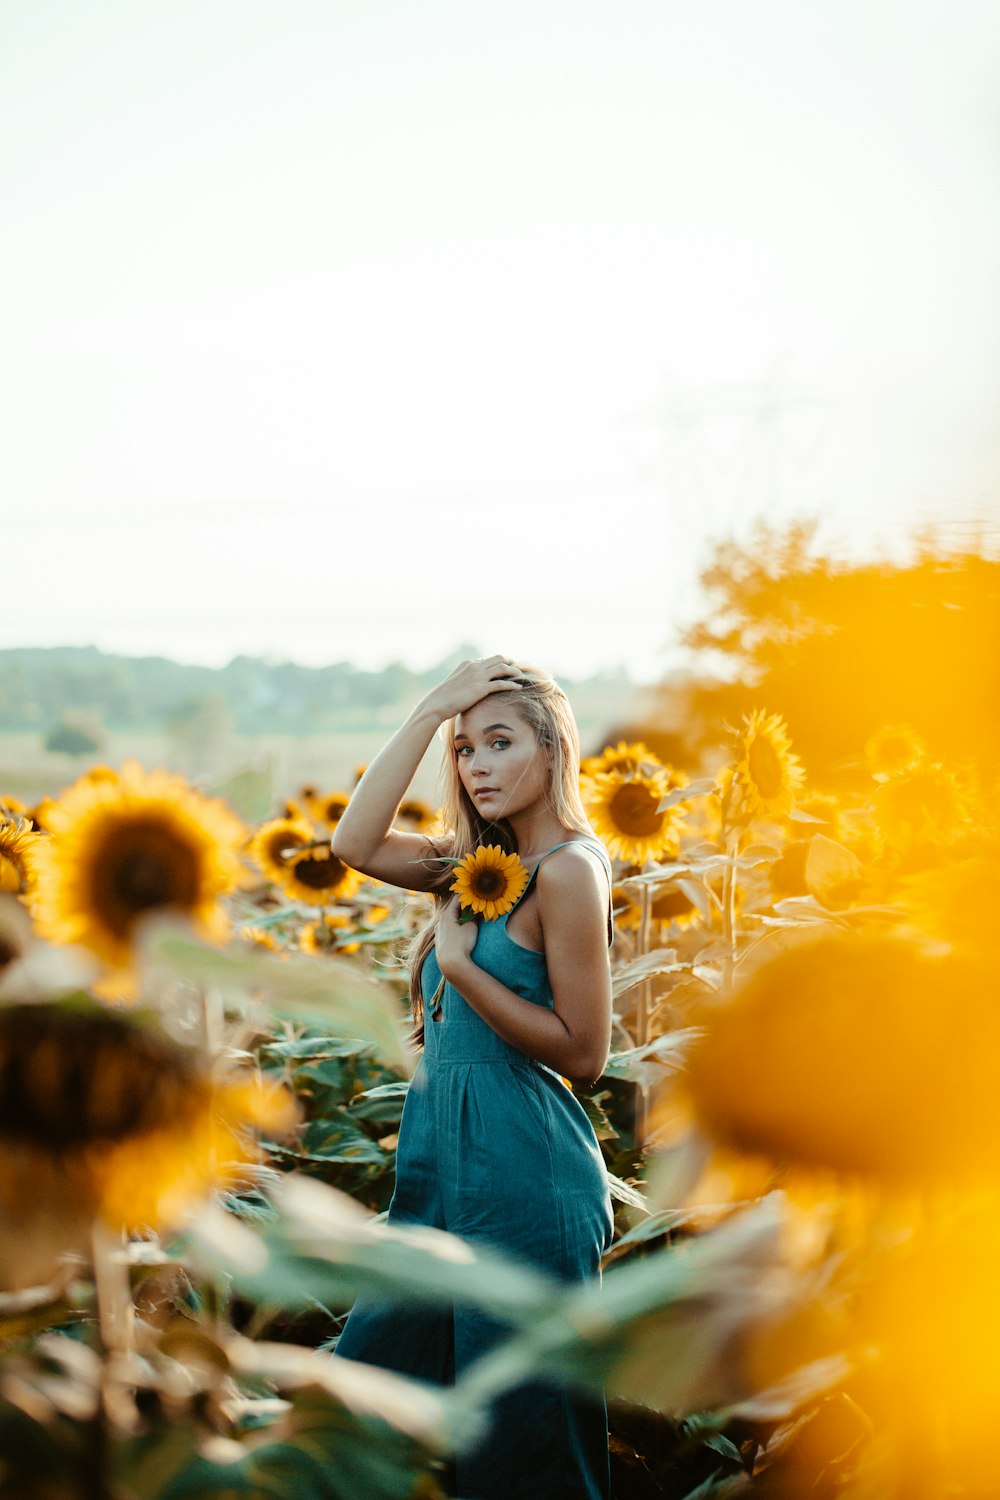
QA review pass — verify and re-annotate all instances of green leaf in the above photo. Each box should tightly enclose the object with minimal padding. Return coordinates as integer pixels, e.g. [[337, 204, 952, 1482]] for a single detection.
[[657, 778, 720, 811], [139, 920, 412, 1076]]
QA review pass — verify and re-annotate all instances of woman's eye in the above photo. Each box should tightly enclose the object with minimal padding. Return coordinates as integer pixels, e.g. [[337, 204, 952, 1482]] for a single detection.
[[491, 738, 510, 750], [457, 746, 472, 757]]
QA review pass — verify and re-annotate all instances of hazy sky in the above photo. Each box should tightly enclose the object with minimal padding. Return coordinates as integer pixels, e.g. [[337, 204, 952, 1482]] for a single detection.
[[3, 1, 998, 682]]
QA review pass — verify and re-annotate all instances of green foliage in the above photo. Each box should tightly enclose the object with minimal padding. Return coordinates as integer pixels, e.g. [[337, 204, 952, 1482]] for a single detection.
[[43, 718, 102, 755]]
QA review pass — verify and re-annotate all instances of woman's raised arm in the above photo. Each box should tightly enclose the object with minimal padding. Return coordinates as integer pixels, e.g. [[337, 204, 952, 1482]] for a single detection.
[[330, 656, 520, 891]]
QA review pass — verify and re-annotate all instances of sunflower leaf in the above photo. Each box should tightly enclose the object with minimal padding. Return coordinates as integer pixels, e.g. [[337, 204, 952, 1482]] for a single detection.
[[656, 778, 720, 812]]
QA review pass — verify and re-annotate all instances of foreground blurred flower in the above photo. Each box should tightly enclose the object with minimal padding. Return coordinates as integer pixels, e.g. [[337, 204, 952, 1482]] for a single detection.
[[450, 846, 529, 921], [584, 767, 684, 865], [0, 998, 296, 1281], [873, 761, 968, 851], [732, 710, 805, 821], [277, 848, 362, 906], [247, 815, 316, 886], [686, 929, 1000, 1182], [864, 723, 926, 778], [0, 814, 43, 896], [28, 763, 248, 972]]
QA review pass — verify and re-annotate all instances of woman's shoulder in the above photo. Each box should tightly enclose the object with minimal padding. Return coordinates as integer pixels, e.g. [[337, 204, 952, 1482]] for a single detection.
[[534, 836, 610, 892]]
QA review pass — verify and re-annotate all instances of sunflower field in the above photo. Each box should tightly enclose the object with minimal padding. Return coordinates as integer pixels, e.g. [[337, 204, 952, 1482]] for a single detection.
[[1, 539, 998, 1500]]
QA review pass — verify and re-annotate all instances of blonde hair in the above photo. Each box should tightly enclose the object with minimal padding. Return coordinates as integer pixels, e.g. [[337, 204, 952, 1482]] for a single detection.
[[408, 662, 591, 1035]]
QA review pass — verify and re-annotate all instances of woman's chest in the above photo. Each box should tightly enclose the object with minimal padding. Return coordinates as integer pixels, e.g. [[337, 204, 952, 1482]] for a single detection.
[[504, 893, 544, 954]]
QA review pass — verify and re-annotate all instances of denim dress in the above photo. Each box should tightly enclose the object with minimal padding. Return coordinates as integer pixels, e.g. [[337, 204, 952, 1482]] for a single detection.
[[335, 837, 615, 1500]]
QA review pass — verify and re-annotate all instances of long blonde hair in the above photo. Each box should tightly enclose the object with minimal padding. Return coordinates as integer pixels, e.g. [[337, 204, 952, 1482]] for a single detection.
[[408, 663, 591, 1036]]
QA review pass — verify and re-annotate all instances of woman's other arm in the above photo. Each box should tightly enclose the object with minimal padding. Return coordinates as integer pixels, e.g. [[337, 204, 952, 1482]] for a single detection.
[[434, 845, 611, 1083]]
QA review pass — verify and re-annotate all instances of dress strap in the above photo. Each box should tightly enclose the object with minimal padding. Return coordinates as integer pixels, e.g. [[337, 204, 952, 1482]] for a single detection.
[[524, 836, 614, 945]]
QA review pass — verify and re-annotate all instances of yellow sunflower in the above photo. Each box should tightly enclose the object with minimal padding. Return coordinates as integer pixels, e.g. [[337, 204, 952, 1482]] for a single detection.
[[0, 1000, 296, 1258], [81, 764, 120, 786], [299, 911, 359, 955], [450, 845, 530, 921], [581, 739, 665, 783], [277, 847, 362, 906], [27, 761, 248, 972], [0, 815, 43, 896], [0, 795, 27, 817], [584, 768, 684, 865], [238, 924, 284, 953], [396, 797, 436, 833], [306, 790, 351, 828], [864, 723, 926, 778], [612, 869, 701, 930], [248, 815, 316, 885], [731, 710, 805, 821], [873, 761, 968, 850]]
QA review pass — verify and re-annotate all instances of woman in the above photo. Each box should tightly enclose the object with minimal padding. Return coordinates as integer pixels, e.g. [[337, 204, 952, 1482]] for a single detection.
[[331, 655, 614, 1500]]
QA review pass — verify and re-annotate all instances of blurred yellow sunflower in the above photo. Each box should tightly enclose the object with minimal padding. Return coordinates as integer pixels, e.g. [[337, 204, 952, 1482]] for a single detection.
[[0, 795, 27, 817], [248, 815, 316, 885], [238, 924, 284, 953], [613, 872, 701, 931], [0, 999, 296, 1250], [732, 710, 805, 820], [580, 740, 664, 783], [277, 848, 362, 906], [306, 790, 351, 828], [686, 928, 1000, 1182], [450, 845, 529, 921], [873, 761, 968, 849], [864, 723, 926, 778], [584, 768, 683, 865], [300, 911, 359, 955], [396, 797, 436, 833], [81, 764, 120, 786], [26, 795, 57, 833], [27, 763, 249, 972], [0, 816, 43, 896]]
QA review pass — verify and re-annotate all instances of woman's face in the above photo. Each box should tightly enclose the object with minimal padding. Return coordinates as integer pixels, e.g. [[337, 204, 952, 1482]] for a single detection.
[[453, 698, 551, 821]]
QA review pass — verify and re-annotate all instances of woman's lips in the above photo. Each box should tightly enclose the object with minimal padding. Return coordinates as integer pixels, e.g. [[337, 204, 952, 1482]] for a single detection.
[[474, 787, 500, 799]]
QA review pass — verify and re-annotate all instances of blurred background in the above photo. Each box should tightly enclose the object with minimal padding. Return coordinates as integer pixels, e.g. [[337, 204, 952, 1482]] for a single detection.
[[2, 0, 998, 800]]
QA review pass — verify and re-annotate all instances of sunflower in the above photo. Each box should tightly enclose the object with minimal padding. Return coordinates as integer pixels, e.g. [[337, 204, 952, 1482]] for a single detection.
[[0, 816, 43, 896], [0, 795, 27, 817], [450, 845, 529, 921], [685, 929, 1000, 1181], [248, 815, 316, 886], [306, 790, 351, 828], [613, 872, 701, 931], [396, 797, 436, 833], [0, 999, 296, 1255], [81, 764, 120, 786], [238, 924, 284, 953], [731, 710, 805, 821], [277, 847, 362, 906], [873, 762, 968, 850], [864, 723, 926, 778], [27, 761, 248, 973], [580, 739, 664, 784], [584, 768, 684, 865], [300, 911, 359, 955]]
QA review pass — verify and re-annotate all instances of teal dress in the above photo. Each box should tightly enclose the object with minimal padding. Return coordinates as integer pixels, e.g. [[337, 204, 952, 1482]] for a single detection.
[[336, 837, 615, 1500]]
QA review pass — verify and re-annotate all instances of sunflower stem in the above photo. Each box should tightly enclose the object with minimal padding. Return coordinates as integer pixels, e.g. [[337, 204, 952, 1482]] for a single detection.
[[721, 830, 739, 997], [635, 880, 652, 1146]]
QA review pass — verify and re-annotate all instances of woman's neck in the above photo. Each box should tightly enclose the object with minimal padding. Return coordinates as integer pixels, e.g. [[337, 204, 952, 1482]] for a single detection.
[[505, 807, 571, 865]]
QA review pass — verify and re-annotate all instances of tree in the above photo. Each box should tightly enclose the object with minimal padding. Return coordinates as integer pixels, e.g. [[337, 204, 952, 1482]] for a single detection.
[[669, 519, 1000, 784]]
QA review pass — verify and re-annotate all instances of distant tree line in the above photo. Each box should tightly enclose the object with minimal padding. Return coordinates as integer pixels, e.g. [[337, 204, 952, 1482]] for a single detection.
[[0, 643, 633, 738]]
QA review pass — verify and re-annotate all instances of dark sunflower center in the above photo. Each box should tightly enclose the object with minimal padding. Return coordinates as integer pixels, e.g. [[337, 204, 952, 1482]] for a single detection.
[[471, 868, 507, 900], [610, 782, 663, 837], [95, 822, 201, 938], [325, 802, 346, 823], [292, 853, 349, 890], [268, 828, 306, 863], [652, 886, 695, 920], [748, 737, 784, 800]]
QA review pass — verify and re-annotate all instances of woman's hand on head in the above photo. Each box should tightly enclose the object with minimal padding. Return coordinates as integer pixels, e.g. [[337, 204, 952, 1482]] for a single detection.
[[421, 656, 522, 723], [434, 897, 478, 981]]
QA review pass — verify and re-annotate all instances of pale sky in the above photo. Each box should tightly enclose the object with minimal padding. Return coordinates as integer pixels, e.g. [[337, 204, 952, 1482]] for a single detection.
[[3, 0, 998, 683]]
